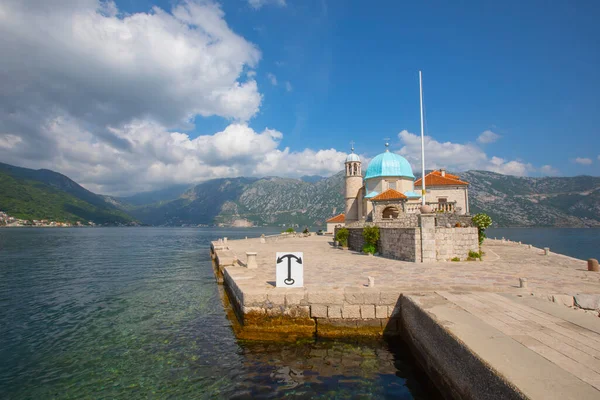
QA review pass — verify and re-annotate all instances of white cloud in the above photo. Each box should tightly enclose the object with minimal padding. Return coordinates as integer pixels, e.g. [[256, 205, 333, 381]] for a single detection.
[[397, 130, 539, 177], [0, 0, 262, 136], [247, 70, 257, 78], [540, 165, 559, 176], [267, 73, 278, 86], [476, 130, 501, 144], [0, 117, 348, 195], [0, 134, 23, 149], [285, 81, 293, 92], [574, 157, 593, 165], [248, 0, 287, 10]]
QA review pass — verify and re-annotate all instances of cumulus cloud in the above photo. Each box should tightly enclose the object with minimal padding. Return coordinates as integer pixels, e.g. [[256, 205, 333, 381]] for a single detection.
[[0, 0, 349, 195], [267, 73, 278, 86], [0, 0, 263, 130], [397, 130, 539, 177], [574, 157, 593, 165], [476, 130, 501, 144], [1, 118, 347, 195], [248, 0, 287, 9], [540, 165, 559, 176]]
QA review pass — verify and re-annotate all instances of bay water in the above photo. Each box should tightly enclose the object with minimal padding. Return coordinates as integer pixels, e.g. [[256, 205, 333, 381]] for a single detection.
[[0, 227, 438, 399], [487, 227, 600, 261]]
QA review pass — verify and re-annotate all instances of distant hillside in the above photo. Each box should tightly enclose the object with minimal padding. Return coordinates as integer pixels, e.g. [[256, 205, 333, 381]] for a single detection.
[[112, 170, 600, 227], [463, 170, 600, 227], [113, 174, 345, 227], [2, 161, 599, 227], [0, 162, 135, 225]]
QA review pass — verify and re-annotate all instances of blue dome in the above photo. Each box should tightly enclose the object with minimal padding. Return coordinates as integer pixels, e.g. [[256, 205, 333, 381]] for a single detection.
[[346, 153, 360, 162], [364, 150, 415, 180]]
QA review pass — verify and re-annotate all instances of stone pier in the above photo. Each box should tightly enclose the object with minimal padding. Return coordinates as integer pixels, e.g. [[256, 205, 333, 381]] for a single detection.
[[211, 235, 600, 399]]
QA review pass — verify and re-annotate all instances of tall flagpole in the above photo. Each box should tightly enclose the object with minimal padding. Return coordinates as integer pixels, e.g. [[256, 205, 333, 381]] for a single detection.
[[419, 70, 426, 205]]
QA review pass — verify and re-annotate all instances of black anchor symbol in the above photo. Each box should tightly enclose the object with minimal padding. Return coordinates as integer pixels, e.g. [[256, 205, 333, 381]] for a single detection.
[[277, 254, 303, 285]]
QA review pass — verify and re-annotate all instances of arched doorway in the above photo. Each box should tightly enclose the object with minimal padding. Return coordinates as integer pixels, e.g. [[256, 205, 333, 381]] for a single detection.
[[382, 206, 400, 219]]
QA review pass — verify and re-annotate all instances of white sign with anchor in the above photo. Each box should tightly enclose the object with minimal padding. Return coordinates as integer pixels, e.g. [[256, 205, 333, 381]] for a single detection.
[[276, 252, 304, 288]]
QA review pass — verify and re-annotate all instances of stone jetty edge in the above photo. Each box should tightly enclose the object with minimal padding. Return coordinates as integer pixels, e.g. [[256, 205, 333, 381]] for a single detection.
[[210, 241, 534, 398]]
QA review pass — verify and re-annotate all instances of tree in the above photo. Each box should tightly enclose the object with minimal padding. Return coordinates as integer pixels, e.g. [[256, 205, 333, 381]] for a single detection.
[[472, 213, 493, 247]]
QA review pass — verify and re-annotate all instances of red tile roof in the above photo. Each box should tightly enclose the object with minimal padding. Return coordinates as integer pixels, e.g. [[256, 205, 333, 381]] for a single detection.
[[414, 170, 469, 187], [326, 213, 345, 223], [371, 189, 408, 201]]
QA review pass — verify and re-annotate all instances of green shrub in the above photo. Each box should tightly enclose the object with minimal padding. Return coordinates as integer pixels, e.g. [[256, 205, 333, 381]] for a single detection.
[[283, 227, 295, 233], [472, 213, 493, 246], [451, 257, 460, 262], [362, 244, 376, 255], [362, 225, 380, 247], [303, 227, 309, 234], [335, 228, 349, 247], [468, 250, 482, 260]]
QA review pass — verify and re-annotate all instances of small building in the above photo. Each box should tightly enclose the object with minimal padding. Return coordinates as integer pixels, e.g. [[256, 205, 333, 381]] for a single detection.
[[325, 213, 345, 234], [414, 169, 469, 214]]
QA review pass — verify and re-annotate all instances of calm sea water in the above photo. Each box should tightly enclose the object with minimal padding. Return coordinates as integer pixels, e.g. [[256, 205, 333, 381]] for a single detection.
[[487, 228, 600, 260], [0, 227, 438, 399]]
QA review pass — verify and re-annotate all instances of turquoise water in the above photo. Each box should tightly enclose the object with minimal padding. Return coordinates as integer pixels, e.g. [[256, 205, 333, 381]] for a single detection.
[[488, 228, 600, 260], [0, 227, 438, 399]]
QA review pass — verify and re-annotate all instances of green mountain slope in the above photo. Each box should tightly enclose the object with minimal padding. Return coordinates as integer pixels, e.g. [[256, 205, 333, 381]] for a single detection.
[[0, 163, 135, 225]]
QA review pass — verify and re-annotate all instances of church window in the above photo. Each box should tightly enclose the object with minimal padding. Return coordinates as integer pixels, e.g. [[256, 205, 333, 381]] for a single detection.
[[438, 197, 447, 203]]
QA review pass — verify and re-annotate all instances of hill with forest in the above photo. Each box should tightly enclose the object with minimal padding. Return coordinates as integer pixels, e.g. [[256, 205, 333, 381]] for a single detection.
[[0, 163, 135, 225]]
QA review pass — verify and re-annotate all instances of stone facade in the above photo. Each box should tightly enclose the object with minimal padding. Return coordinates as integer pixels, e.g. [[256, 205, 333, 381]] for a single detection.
[[372, 205, 421, 225], [435, 214, 474, 227], [342, 214, 478, 262]]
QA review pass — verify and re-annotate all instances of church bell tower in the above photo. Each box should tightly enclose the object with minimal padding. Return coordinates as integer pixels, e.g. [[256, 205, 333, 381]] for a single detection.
[[344, 145, 362, 222]]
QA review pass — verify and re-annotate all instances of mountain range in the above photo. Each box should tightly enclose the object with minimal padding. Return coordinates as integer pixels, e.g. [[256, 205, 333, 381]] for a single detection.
[[1, 161, 599, 227]]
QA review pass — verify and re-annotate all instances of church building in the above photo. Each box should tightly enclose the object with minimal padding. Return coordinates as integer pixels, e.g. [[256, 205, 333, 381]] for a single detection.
[[342, 144, 470, 224]]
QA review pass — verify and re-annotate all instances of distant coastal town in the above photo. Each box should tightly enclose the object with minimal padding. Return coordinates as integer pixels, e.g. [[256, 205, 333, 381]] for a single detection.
[[0, 211, 95, 228]]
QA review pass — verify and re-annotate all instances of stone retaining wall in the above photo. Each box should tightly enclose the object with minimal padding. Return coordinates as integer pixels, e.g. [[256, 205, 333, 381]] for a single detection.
[[343, 223, 478, 262], [347, 228, 366, 251], [434, 227, 479, 261], [379, 228, 421, 261]]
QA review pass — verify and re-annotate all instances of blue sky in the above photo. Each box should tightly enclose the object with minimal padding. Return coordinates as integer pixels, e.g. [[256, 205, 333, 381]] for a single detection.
[[129, 0, 600, 173], [0, 0, 598, 194]]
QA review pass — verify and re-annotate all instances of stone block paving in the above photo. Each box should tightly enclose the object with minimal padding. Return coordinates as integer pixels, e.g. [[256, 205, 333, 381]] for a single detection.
[[437, 291, 600, 392], [224, 236, 600, 296]]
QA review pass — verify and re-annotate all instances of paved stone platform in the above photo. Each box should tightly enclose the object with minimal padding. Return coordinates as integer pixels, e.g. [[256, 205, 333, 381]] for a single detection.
[[221, 235, 600, 294]]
